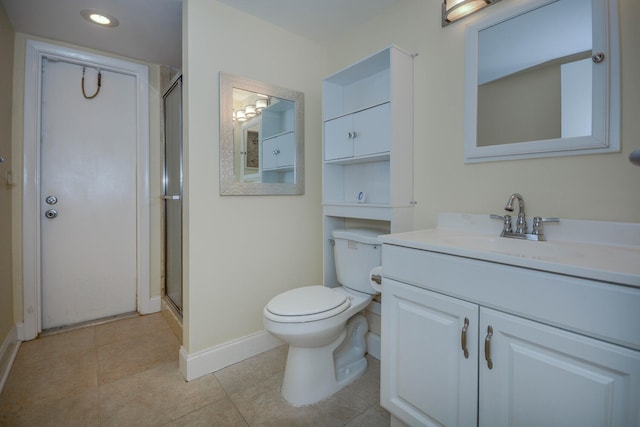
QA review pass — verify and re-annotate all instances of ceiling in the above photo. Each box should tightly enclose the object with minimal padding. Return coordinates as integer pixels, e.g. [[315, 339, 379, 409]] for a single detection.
[[1, 0, 414, 70]]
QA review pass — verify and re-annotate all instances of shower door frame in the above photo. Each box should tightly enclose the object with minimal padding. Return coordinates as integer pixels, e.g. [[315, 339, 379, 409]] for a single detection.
[[162, 74, 183, 314]]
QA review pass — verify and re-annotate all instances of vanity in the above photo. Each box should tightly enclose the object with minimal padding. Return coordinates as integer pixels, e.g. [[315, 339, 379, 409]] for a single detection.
[[379, 213, 640, 427]]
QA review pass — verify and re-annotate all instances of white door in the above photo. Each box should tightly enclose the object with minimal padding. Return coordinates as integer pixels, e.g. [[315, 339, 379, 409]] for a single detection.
[[480, 308, 640, 427], [40, 58, 137, 329]]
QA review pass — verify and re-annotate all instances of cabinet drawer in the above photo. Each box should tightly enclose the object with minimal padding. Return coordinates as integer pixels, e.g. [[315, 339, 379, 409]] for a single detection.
[[382, 244, 640, 350]]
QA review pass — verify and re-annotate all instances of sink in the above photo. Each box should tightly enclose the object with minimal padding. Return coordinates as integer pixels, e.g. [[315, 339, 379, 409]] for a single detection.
[[437, 234, 581, 261], [379, 213, 640, 286]]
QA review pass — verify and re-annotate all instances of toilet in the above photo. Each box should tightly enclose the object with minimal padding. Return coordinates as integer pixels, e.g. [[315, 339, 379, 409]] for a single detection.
[[263, 228, 382, 406]]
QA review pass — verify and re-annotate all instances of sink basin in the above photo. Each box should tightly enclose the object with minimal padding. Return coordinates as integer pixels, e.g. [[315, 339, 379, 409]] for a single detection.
[[437, 234, 581, 261], [379, 214, 640, 287]]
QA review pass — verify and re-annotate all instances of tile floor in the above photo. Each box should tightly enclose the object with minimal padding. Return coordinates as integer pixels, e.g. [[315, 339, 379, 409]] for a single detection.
[[0, 312, 390, 426]]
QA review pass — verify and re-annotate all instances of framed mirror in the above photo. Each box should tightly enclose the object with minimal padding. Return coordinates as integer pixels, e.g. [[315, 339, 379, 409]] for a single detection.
[[463, 0, 619, 163], [219, 72, 304, 195]]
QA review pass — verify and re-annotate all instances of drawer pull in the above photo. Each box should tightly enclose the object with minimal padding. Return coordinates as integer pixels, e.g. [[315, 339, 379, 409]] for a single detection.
[[484, 325, 494, 369], [461, 317, 470, 359]]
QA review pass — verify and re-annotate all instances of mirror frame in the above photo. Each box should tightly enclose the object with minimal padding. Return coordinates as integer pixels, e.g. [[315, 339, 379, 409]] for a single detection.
[[463, 0, 620, 163], [219, 72, 305, 195]]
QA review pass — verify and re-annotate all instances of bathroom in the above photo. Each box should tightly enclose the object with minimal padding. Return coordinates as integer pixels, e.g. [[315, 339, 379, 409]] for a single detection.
[[1, 0, 639, 424]]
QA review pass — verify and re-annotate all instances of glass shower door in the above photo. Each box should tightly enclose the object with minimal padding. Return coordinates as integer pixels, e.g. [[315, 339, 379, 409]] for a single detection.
[[163, 75, 183, 313]]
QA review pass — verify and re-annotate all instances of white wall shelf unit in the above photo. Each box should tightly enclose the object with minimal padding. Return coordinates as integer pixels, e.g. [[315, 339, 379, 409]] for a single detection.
[[322, 45, 414, 287]]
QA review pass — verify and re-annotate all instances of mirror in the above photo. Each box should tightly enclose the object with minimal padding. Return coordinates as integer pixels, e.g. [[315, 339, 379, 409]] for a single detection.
[[464, 0, 619, 163], [219, 72, 304, 195]]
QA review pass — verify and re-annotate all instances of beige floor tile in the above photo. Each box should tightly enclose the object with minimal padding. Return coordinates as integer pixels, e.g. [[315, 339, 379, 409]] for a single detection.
[[11, 327, 96, 367], [344, 405, 390, 427], [96, 313, 171, 347], [0, 347, 97, 412], [99, 361, 227, 427], [97, 327, 180, 385], [163, 397, 249, 427], [214, 344, 287, 396], [0, 387, 100, 427], [228, 369, 371, 427]]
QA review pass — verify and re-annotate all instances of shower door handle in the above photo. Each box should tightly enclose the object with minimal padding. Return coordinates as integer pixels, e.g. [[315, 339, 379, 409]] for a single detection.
[[163, 195, 181, 200]]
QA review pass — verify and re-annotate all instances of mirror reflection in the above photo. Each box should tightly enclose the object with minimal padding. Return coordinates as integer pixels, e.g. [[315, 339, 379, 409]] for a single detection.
[[476, 0, 591, 147], [464, 0, 619, 163], [220, 73, 304, 195]]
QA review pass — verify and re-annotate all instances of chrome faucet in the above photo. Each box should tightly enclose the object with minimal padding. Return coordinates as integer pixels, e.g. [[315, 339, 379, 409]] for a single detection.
[[504, 193, 527, 234], [491, 193, 559, 241]]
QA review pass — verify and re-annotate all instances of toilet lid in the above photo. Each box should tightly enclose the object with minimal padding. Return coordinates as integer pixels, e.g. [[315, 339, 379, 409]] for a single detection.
[[266, 286, 349, 317]]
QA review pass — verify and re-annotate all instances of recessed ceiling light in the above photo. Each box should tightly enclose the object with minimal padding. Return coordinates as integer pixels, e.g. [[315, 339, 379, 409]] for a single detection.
[[80, 9, 119, 27]]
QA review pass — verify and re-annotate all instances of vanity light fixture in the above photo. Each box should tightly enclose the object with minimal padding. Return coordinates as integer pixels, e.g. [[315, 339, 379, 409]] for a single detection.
[[81, 9, 120, 27], [235, 110, 247, 122], [245, 104, 257, 118], [442, 0, 501, 27], [255, 98, 269, 112]]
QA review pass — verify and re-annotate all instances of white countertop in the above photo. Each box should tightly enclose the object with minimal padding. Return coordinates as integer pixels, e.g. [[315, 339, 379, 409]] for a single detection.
[[379, 213, 640, 287]]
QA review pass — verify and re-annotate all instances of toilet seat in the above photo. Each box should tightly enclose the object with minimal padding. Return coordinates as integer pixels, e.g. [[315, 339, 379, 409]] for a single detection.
[[265, 286, 351, 323]]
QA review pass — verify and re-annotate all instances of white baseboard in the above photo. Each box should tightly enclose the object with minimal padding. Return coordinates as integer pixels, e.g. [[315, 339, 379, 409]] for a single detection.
[[0, 324, 22, 394], [16, 322, 25, 341], [179, 330, 283, 381], [140, 296, 162, 315], [367, 332, 381, 360]]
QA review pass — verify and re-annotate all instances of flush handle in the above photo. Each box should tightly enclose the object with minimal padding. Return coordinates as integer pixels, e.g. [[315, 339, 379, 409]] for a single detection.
[[371, 274, 382, 285]]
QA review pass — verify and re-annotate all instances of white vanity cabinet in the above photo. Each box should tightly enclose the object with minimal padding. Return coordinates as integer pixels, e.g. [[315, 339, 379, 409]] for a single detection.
[[322, 45, 414, 287], [381, 243, 640, 427]]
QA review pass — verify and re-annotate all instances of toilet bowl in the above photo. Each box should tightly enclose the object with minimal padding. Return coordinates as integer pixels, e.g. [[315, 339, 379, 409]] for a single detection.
[[263, 228, 382, 406]]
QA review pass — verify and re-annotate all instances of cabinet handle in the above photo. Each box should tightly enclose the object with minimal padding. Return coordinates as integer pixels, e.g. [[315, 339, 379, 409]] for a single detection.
[[461, 317, 469, 359], [484, 325, 494, 369]]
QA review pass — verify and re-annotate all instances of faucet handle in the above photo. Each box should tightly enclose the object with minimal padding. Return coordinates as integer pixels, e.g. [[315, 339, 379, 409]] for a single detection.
[[532, 217, 560, 235], [490, 214, 512, 233]]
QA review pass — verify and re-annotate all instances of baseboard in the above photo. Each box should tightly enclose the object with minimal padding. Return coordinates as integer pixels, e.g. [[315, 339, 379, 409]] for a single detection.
[[179, 330, 283, 381], [367, 331, 381, 360], [140, 296, 162, 315], [0, 324, 22, 394]]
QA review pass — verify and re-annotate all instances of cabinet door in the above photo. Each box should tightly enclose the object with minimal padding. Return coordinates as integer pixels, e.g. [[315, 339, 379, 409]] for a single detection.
[[382, 279, 479, 427], [324, 115, 353, 161], [480, 308, 640, 427], [353, 103, 391, 157], [262, 138, 278, 170], [275, 132, 295, 168]]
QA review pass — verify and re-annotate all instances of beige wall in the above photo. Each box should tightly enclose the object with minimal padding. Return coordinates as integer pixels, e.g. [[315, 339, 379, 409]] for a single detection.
[[182, 0, 326, 353], [478, 63, 561, 146], [325, 0, 640, 228], [9, 33, 164, 324], [183, 0, 639, 356], [0, 3, 15, 341]]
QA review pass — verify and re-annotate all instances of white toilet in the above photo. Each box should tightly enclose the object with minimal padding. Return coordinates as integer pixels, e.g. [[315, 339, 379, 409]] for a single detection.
[[263, 228, 382, 406]]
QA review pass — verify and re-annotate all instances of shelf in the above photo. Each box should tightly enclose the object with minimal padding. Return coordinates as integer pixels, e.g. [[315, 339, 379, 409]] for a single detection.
[[323, 101, 391, 123], [323, 152, 390, 166]]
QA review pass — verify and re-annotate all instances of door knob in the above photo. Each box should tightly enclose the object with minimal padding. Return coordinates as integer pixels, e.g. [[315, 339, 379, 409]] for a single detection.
[[45, 209, 58, 219], [45, 195, 58, 205]]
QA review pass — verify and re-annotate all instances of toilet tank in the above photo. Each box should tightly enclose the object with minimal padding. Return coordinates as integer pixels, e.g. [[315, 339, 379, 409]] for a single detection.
[[332, 228, 382, 295]]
